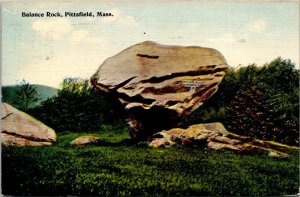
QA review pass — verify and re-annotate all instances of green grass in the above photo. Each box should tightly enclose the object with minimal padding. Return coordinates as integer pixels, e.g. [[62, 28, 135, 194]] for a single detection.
[[2, 128, 299, 196]]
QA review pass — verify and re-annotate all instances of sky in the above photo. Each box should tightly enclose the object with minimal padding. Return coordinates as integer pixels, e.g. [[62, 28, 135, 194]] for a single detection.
[[2, 0, 299, 88]]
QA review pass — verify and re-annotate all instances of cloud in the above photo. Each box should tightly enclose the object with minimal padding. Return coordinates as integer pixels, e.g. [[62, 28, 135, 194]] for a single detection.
[[32, 18, 73, 39], [117, 15, 138, 27], [206, 33, 236, 42], [187, 23, 199, 28], [69, 29, 108, 45], [20, 49, 103, 88], [32, 18, 107, 44], [237, 39, 247, 43], [69, 29, 89, 42], [105, 8, 121, 22], [102, 8, 138, 27], [247, 19, 266, 33], [18, 35, 112, 87]]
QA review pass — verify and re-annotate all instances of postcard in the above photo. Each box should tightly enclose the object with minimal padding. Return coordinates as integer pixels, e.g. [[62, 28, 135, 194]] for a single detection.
[[1, 0, 299, 196]]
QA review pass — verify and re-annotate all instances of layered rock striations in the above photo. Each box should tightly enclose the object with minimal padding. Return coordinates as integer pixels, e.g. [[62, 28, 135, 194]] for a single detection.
[[149, 123, 298, 157], [1, 103, 56, 146], [91, 41, 228, 138]]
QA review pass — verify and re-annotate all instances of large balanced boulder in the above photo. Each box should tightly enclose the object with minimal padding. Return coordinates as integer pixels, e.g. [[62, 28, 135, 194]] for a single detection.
[[91, 41, 228, 139], [1, 103, 56, 146], [149, 122, 298, 157]]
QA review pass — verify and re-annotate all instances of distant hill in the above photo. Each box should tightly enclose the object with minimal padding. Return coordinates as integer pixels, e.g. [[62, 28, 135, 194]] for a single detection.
[[1, 84, 58, 107]]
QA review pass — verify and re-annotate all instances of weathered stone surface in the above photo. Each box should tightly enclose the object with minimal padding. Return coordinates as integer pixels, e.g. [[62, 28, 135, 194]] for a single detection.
[[91, 41, 228, 139], [71, 136, 103, 146], [1, 103, 56, 146], [149, 122, 298, 157]]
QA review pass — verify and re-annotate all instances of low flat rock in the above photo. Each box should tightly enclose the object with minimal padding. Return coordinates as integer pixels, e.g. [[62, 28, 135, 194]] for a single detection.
[[91, 41, 228, 139], [1, 103, 56, 146], [71, 136, 103, 146], [149, 122, 298, 157]]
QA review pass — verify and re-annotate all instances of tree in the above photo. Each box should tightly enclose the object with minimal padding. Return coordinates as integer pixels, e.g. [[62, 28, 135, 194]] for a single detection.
[[225, 86, 298, 145], [181, 57, 299, 145], [14, 80, 40, 111], [28, 77, 127, 132]]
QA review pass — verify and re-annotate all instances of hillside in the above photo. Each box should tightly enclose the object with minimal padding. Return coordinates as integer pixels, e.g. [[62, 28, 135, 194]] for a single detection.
[[1, 84, 58, 107]]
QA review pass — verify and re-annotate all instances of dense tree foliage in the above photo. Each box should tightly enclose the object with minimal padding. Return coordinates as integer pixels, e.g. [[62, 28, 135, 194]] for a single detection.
[[181, 57, 299, 145], [225, 86, 298, 145], [13, 79, 40, 111], [12, 57, 299, 145], [28, 78, 126, 132]]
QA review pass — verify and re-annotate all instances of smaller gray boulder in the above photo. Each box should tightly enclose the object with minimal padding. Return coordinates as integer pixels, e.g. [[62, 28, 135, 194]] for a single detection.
[[71, 136, 103, 146]]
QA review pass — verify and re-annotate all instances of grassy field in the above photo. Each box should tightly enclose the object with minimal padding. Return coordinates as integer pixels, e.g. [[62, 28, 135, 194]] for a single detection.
[[2, 127, 299, 196]]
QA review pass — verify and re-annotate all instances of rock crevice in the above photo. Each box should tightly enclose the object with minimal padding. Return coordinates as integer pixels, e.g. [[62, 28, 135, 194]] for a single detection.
[[149, 122, 298, 157], [137, 53, 159, 59], [1, 103, 56, 146], [1, 130, 55, 143]]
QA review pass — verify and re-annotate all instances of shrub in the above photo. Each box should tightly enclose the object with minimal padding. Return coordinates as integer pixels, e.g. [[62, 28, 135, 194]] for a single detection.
[[181, 57, 299, 146], [224, 86, 298, 145], [28, 77, 127, 132]]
